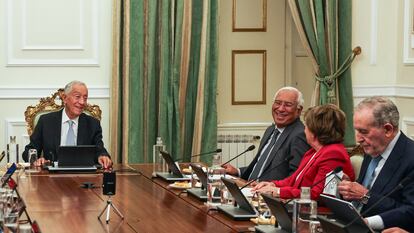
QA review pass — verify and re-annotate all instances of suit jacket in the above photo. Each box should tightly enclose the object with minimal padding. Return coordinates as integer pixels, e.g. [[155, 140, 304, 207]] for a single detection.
[[240, 118, 310, 181], [358, 132, 414, 231], [274, 143, 355, 200], [23, 109, 109, 162]]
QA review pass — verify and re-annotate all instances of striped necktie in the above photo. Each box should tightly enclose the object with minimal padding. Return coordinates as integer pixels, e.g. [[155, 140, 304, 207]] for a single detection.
[[249, 129, 280, 180]]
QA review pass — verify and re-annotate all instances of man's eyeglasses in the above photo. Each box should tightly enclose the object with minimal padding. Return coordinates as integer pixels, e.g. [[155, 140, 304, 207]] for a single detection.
[[273, 100, 297, 108]]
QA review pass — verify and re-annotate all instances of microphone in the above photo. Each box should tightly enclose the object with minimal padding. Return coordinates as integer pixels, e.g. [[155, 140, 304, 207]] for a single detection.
[[191, 149, 222, 158], [345, 176, 412, 227], [240, 155, 294, 189], [310, 166, 343, 189], [175, 149, 222, 162], [221, 145, 255, 166]]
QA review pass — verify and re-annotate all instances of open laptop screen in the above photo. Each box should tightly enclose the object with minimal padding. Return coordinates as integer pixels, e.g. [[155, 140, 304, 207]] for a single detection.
[[160, 151, 184, 178], [57, 145, 97, 167]]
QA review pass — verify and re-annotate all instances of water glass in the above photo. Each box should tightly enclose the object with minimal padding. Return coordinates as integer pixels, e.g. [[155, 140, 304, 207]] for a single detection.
[[28, 149, 38, 165], [4, 212, 18, 233], [206, 167, 225, 206]]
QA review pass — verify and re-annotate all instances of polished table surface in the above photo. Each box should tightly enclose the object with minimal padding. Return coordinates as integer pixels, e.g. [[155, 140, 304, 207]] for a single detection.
[[16, 164, 256, 233]]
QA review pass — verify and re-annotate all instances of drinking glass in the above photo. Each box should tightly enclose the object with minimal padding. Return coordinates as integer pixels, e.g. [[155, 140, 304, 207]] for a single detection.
[[28, 149, 38, 165], [4, 212, 18, 233]]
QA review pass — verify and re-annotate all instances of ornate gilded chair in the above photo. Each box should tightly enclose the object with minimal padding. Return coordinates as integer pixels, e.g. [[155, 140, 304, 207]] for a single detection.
[[348, 145, 365, 179], [24, 88, 102, 136]]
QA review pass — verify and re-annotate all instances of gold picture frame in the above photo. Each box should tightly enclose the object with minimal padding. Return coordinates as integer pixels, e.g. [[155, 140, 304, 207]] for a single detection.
[[232, 50, 267, 105], [232, 0, 267, 32]]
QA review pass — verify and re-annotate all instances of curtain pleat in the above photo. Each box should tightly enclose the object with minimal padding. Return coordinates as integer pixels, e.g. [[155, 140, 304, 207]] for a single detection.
[[288, 0, 357, 146], [111, 0, 218, 163]]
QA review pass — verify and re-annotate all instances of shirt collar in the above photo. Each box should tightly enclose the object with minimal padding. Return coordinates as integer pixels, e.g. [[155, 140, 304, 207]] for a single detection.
[[61, 108, 79, 125], [378, 131, 401, 161], [274, 125, 285, 134]]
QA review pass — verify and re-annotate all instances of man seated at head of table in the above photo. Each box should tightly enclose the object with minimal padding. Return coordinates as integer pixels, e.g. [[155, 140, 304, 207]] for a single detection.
[[222, 87, 311, 182], [22, 80, 112, 169], [252, 104, 355, 200]]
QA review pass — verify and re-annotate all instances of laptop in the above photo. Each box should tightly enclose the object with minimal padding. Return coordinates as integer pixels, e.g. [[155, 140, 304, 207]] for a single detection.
[[47, 145, 97, 172], [255, 194, 292, 233], [155, 151, 191, 181], [217, 177, 258, 220], [319, 194, 374, 233], [187, 163, 220, 201]]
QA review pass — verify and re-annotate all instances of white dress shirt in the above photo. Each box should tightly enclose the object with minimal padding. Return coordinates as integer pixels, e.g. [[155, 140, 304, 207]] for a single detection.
[[60, 109, 79, 146]]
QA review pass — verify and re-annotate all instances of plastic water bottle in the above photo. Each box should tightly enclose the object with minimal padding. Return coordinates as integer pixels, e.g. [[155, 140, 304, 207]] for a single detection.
[[153, 137, 166, 174], [292, 187, 317, 233]]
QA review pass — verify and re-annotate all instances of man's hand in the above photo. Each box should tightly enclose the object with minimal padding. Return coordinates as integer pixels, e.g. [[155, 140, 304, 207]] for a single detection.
[[252, 181, 274, 192], [34, 157, 49, 167], [98, 155, 112, 169], [338, 180, 368, 201], [221, 163, 238, 176], [382, 227, 409, 233]]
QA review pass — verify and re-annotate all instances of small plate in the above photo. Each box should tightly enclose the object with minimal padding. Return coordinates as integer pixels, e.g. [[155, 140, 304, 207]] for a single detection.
[[169, 182, 191, 189]]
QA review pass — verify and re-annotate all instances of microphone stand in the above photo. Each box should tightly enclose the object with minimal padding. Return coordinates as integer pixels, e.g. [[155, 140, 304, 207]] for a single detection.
[[240, 156, 294, 189], [222, 145, 255, 166]]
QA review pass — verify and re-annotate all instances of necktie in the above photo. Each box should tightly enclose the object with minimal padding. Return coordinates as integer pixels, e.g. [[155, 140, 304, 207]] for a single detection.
[[66, 120, 76, 146], [361, 155, 382, 189], [249, 129, 280, 180]]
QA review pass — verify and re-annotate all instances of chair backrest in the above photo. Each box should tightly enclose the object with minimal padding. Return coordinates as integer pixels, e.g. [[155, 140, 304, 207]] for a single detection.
[[24, 88, 102, 136], [348, 145, 364, 179]]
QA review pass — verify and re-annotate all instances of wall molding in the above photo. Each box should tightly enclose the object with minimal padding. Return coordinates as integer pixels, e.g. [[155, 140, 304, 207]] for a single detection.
[[218, 122, 270, 131], [403, 0, 414, 65], [353, 85, 414, 98], [0, 86, 109, 99], [4, 119, 28, 152], [6, 0, 99, 66], [402, 117, 414, 139]]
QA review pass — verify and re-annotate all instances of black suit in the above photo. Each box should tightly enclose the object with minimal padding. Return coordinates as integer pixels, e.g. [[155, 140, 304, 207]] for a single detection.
[[23, 109, 109, 162], [358, 132, 414, 231], [240, 118, 310, 181]]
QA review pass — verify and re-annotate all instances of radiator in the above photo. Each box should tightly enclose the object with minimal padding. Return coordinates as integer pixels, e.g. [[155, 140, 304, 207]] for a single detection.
[[217, 134, 261, 168]]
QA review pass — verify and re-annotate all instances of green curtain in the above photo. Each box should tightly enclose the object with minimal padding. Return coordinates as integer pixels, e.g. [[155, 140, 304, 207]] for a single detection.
[[111, 0, 218, 164], [288, 0, 360, 146]]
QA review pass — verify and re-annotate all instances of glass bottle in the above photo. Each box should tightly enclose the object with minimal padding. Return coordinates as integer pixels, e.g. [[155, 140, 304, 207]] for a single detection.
[[292, 187, 317, 233], [206, 151, 226, 207], [153, 137, 166, 174]]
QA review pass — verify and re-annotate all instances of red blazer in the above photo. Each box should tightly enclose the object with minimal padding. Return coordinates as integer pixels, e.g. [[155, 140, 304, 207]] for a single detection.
[[273, 143, 355, 200]]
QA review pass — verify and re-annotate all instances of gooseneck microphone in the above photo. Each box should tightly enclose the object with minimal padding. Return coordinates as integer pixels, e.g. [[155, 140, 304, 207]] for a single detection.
[[345, 176, 412, 228], [240, 155, 294, 189], [221, 145, 255, 166], [191, 149, 222, 158], [174, 149, 222, 162]]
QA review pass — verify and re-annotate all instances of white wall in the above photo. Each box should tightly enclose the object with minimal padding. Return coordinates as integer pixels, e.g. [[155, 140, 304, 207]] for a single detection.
[[0, 0, 112, 158]]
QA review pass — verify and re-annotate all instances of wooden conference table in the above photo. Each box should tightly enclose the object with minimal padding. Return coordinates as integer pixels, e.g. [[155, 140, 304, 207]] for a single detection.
[[17, 164, 256, 233]]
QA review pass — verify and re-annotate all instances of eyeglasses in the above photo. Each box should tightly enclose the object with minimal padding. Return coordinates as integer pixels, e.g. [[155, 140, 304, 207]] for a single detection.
[[273, 100, 297, 108]]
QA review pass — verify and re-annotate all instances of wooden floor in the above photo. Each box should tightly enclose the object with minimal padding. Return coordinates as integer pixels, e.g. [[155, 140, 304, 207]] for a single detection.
[[17, 164, 255, 233]]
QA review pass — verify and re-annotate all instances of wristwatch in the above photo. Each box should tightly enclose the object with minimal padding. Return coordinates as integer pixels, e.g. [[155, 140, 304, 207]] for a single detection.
[[361, 193, 370, 205]]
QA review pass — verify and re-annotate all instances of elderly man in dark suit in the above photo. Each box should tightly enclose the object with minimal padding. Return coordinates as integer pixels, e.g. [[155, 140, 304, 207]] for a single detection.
[[338, 97, 414, 232], [23, 81, 112, 168], [222, 87, 310, 181]]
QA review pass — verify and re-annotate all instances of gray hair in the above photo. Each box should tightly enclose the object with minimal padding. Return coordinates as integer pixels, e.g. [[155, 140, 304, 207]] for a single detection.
[[356, 96, 399, 129], [64, 80, 87, 95], [273, 86, 304, 108]]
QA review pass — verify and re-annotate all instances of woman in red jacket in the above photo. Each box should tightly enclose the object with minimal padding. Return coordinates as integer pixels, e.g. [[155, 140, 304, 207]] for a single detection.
[[252, 104, 355, 200]]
